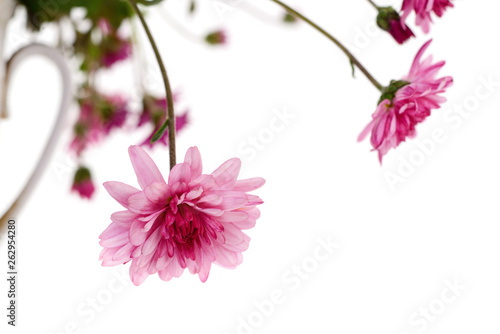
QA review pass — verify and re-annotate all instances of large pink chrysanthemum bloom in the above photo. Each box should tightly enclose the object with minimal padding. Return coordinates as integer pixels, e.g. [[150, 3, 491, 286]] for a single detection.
[[358, 40, 453, 163], [401, 0, 453, 33], [99, 146, 265, 285]]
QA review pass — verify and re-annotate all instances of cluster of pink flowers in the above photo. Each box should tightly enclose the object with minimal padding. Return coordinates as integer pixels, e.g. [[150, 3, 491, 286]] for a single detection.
[[69, 94, 129, 199], [100, 146, 265, 285], [70, 92, 191, 199], [69, 18, 134, 200], [358, 40, 453, 162]]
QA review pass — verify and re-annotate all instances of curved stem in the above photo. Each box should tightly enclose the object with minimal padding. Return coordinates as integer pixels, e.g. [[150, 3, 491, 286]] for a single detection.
[[128, 0, 177, 169], [269, 0, 384, 92], [1, 44, 72, 233]]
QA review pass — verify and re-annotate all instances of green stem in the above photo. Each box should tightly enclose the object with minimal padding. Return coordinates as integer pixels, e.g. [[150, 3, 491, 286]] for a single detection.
[[270, 0, 384, 92], [128, 0, 177, 169], [367, 0, 380, 10]]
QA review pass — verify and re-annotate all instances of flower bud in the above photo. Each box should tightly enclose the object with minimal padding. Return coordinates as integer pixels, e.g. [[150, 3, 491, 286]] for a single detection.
[[72, 167, 95, 199], [205, 30, 227, 45], [376, 7, 414, 44]]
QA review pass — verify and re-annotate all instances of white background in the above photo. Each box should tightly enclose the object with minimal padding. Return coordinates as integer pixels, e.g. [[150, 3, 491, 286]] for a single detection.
[[1, 0, 500, 333]]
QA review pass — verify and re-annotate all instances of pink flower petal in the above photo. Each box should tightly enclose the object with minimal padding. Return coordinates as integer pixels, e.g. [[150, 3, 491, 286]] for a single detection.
[[99, 223, 129, 248], [111, 210, 137, 228], [168, 162, 192, 185], [233, 177, 266, 192], [129, 219, 148, 246], [128, 192, 161, 214], [184, 146, 203, 179], [144, 182, 170, 204], [212, 158, 241, 189], [112, 243, 136, 262], [130, 262, 150, 286], [141, 226, 162, 255], [103, 181, 140, 208], [214, 243, 243, 269], [128, 145, 166, 189]]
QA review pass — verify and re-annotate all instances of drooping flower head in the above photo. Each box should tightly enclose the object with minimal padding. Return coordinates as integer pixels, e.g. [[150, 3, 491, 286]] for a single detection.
[[358, 40, 453, 162], [70, 93, 130, 156], [376, 7, 415, 44], [401, 0, 454, 33], [72, 166, 95, 199], [100, 146, 265, 285], [137, 95, 189, 148], [70, 101, 102, 157]]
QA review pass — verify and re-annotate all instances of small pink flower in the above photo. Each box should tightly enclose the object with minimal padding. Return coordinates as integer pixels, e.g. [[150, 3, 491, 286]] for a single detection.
[[401, 0, 453, 33], [138, 95, 189, 148], [98, 18, 132, 68], [100, 146, 265, 285], [70, 93, 130, 156], [101, 95, 129, 133], [358, 40, 453, 163], [72, 167, 95, 199], [101, 37, 132, 68], [70, 102, 103, 157]]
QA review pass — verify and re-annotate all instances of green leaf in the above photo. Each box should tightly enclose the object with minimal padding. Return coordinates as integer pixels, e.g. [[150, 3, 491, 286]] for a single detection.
[[151, 119, 169, 144], [136, 0, 165, 6], [350, 58, 356, 78]]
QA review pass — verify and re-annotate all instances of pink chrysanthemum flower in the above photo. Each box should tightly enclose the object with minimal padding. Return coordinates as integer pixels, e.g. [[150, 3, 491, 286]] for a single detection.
[[137, 95, 189, 148], [401, 0, 453, 33], [72, 167, 95, 199], [358, 40, 453, 162], [99, 146, 265, 285]]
